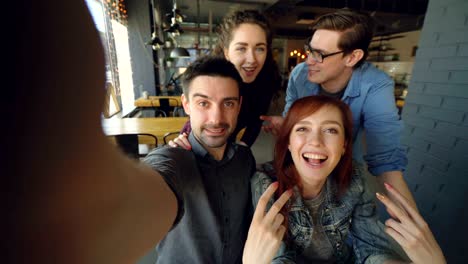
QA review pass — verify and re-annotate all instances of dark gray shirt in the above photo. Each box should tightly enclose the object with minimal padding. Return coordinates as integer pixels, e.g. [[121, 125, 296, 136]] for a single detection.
[[318, 85, 346, 100], [300, 190, 335, 263], [143, 133, 256, 264]]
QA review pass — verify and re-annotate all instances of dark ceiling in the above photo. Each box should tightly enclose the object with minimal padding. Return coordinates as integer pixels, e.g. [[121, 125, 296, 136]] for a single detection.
[[159, 0, 429, 39]]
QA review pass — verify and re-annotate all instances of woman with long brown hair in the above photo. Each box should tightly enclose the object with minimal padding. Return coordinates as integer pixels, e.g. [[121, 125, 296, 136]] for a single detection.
[[250, 95, 445, 263]]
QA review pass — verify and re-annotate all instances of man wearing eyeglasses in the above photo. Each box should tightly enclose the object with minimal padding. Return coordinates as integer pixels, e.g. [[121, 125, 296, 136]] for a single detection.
[[262, 9, 416, 209]]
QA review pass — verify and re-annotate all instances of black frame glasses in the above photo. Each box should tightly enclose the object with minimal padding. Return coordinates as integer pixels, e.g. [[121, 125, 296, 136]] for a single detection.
[[304, 43, 344, 63]]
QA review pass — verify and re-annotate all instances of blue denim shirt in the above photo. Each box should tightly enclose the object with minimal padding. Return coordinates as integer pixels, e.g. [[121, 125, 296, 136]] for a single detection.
[[284, 62, 407, 176], [252, 162, 402, 264]]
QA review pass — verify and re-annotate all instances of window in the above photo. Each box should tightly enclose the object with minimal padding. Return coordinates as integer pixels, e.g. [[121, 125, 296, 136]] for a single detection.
[[85, 0, 135, 116]]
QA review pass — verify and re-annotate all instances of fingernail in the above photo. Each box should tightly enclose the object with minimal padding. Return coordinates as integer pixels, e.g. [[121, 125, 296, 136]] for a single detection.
[[376, 192, 385, 200], [384, 182, 392, 190]]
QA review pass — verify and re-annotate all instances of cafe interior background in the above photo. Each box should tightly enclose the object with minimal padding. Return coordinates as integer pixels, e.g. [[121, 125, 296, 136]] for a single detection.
[[86, 0, 468, 263]]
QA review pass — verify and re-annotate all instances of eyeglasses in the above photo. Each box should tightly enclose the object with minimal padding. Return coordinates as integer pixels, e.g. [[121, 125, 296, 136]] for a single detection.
[[304, 43, 344, 63]]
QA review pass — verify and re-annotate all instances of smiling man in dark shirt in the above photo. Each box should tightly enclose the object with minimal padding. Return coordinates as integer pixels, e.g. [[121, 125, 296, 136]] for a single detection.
[[143, 56, 256, 264]]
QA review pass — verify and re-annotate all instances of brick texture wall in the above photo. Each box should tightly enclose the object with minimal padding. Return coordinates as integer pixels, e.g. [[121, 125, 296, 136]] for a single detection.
[[401, 0, 468, 262]]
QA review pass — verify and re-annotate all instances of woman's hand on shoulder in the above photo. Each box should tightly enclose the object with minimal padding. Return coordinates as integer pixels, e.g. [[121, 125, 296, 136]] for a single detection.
[[168, 133, 191, 150], [376, 183, 446, 264]]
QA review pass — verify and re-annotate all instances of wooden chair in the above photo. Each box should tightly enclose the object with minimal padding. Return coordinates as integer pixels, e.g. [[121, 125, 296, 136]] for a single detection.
[[158, 98, 171, 117], [172, 106, 187, 117], [158, 98, 181, 117], [154, 109, 167, 117], [163, 131, 180, 145]]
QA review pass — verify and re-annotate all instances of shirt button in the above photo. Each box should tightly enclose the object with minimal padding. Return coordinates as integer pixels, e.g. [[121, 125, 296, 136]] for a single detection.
[[336, 242, 341, 248], [225, 218, 229, 223], [222, 191, 226, 197]]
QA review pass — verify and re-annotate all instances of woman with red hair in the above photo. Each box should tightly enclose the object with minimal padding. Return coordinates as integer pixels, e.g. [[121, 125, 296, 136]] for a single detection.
[[249, 95, 445, 263]]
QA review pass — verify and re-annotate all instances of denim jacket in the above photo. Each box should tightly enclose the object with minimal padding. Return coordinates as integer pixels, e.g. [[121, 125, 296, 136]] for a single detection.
[[284, 62, 407, 176], [252, 162, 402, 264]]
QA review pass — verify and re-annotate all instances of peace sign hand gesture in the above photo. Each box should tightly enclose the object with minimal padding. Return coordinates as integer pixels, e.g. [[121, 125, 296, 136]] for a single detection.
[[243, 182, 292, 264], [376, 183, 446, 264]]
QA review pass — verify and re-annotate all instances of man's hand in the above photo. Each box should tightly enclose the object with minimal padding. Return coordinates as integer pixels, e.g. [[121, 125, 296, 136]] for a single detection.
[[260, 115, 284, 136], [243, 182, 292, 264]]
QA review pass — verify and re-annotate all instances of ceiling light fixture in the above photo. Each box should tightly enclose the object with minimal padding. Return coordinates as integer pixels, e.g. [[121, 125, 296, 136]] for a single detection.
[[164, 0, 185, 37], [146, 32, 164, 50], [166, 0, 190, 58]]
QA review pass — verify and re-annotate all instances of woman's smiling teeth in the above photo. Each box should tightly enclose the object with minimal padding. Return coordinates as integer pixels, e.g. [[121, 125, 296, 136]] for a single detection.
[[302, 153, 328, 164]]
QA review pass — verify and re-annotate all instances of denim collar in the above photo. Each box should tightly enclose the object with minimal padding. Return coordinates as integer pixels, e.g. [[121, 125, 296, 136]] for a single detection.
[[342, 62, 371, 100]]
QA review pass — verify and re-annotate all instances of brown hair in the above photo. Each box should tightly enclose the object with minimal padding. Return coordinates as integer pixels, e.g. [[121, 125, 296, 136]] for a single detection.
[[213, 9, 272, 57], [212, 9, 280, 94], [274, 96, 353, 223], [311, 9, 375, 68]]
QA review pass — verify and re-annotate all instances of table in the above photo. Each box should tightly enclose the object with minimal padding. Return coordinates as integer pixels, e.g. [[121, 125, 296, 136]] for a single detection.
[[102, 117, 188, 144], [134, 96, 182, 107]]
